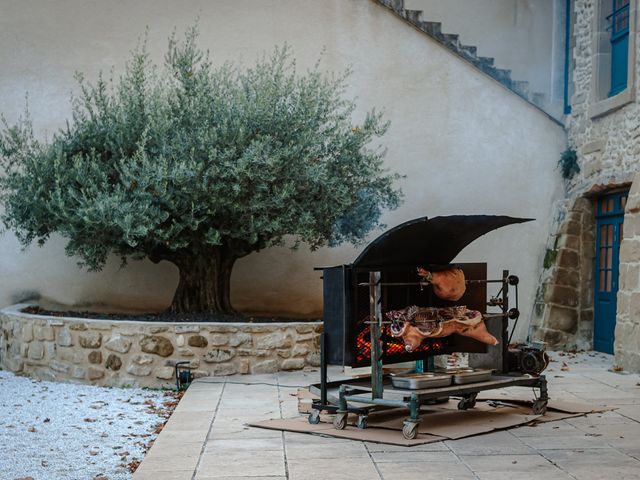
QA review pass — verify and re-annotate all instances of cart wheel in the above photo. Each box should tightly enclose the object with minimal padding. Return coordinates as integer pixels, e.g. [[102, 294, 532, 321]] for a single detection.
[[457, 393, 477, 410], [402, 421, 419, 440], [308, 410, 321, 425], [356, 414, 368, 430], [333, 412, 347, 430], [532, 399, 548, 415]]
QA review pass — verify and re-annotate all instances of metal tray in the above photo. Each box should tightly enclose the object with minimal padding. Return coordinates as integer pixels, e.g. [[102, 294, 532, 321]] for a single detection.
[[390, 373, 452, 390], [449, 368, 492, 384]]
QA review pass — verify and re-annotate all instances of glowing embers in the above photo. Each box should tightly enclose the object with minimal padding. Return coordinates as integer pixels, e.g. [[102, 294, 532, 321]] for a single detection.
[[355, 324, 447, 363]]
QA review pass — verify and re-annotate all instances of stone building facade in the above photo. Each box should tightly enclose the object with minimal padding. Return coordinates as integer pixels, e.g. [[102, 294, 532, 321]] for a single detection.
[[532, 0, 640, 371]]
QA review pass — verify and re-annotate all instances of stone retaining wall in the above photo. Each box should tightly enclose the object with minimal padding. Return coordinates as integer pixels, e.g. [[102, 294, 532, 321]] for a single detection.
[[0, 304, 322, 388]]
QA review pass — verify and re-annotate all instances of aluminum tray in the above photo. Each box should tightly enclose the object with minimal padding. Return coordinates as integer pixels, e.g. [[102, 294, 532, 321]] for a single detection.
[[390, 373, 452, 390], [450, 368, 492, 384]]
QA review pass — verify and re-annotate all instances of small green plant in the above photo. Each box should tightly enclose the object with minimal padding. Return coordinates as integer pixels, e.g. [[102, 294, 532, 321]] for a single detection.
[[543, 248, 557, 269], [558, 148, 579, 180]]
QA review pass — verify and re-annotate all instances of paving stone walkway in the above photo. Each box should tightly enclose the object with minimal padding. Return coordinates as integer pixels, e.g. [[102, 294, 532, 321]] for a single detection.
[[133, 352, 640, 480]]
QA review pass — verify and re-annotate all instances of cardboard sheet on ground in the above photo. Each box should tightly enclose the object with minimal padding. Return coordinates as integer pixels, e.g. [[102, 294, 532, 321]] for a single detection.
[[250, 397, 609, 446]]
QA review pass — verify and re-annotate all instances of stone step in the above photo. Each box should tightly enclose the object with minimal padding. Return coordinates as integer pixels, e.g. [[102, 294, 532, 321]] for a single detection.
[[374, 0, 553, 119]]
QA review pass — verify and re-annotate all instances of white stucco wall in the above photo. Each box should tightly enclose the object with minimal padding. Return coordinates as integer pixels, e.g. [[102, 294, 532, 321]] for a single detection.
[[0, 0, 566, 340], [406, 0, 565, 106]]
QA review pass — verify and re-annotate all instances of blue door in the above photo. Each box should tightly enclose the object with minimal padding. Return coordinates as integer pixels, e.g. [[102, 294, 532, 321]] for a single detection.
[[594, 191, 628, 353]]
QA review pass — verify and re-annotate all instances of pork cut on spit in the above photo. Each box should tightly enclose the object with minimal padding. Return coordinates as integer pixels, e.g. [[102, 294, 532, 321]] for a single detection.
[[417, 267, 466, 301], [386, 305, 498, 352]]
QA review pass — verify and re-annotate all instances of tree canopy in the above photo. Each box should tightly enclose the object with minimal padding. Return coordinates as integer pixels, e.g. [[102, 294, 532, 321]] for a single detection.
[[0, 28, 402, 313]]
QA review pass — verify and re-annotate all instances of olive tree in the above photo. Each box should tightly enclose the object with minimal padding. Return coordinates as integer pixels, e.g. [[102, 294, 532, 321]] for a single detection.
[[0, 28, 402, 314]]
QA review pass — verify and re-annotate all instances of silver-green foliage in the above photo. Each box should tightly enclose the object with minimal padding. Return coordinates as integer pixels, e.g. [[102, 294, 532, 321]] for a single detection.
[[0, 28, 401, 310]]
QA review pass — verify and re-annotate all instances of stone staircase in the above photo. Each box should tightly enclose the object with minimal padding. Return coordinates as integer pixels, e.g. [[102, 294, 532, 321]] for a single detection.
[[376, 0, 555, 120]]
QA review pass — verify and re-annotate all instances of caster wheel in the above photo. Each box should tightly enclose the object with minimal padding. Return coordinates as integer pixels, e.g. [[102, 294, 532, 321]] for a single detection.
[[356, 414, 368, 430], [333, 412, 347, 430], [402, 421, 419, 440], [308, 410, 320, 425], [532, 399, 548, 415], [457, 393, 477, 410]]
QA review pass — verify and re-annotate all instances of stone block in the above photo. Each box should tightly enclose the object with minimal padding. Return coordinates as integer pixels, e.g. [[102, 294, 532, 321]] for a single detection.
[[557, 234, 581, 251], [255, 332, 293, 349], [188, 335, 208, 348], [250, 359, 278, 374], [105, 335, 131, 354], [21, 324, 33, 342], [554, 268, 580, 287], [87, 367, 104, 380], [155, 366, 174, 380], [280, 358, 305, 371], [57, 328, 73, 347], [560, 220, 581, 236], [296, 333, 317, 342], [149, 326, 168, 334], [69, 323, 88, 331], [557, 249, 580, 269], [203, 348, 236, 363], [50, 360, 70, 373], [105, 354, 122, 371], [295, 325, 316, 334], [620, 238, 640, 264], [5, 356, 23, 372], [178, 348, 195, 357], [580, 309, 594, 324], [176, 335, 185, 347], [291, 344, 310, 357], [131, 354, 154, 365], [237, 358, 249, 374], [57, 347, 84, 364], [174, 325, 200, 333], [207, 325, 238, 333], [228, 332, 252, 347], [306, 352, 321, 367], [139, 335, 174, 357], [88, 351, 102, 364], [127, 364, 152, 377], [88, 322, 112, 331], [192, 370, 210, 379], [546, 306, 578, 333], [211, 363, 237, 376], [19, 343, 29, 358], [539, 328, 570, 347], [544, 284, 579, 307], [28, 342, 44, 360], [34, 325, 54, 341], [79, 332, 102, 349], [277, 349, 291, 358], [72, 366, 86, 379], [209, 334, 228, 346], [46, 342, 56, 359]]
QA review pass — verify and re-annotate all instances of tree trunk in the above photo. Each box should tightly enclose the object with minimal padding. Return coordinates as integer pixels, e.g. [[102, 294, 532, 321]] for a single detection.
[[170, 253, 237, 314]]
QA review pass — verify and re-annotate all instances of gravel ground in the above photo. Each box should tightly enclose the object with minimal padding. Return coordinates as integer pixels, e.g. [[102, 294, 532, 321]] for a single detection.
[[0, 369, 175, 480]]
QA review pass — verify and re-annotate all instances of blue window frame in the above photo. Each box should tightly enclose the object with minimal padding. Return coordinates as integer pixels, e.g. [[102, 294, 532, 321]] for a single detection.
[[608, 0, 630, 96], [564, 0, 572, 114]]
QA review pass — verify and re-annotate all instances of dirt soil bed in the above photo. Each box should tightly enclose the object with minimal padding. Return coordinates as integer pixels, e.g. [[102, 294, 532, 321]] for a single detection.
[[22, 306, 319, 323]]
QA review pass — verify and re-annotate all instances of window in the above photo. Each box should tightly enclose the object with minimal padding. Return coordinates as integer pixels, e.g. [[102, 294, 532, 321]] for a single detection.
[[588, 0, 636, 118], [608, 0, 630, 96]]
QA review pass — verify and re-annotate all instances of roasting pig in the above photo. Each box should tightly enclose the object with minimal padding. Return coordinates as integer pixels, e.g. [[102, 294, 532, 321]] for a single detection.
[[386, 305, 498, 352], [417, 267, 466, 301]]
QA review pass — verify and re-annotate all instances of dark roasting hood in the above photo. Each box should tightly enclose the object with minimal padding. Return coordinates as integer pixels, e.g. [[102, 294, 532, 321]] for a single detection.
[[352, 215, 533, 270]]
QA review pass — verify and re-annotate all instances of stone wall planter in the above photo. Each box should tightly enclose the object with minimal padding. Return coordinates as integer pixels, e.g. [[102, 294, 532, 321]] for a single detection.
[[0, 304, 322, 388]]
